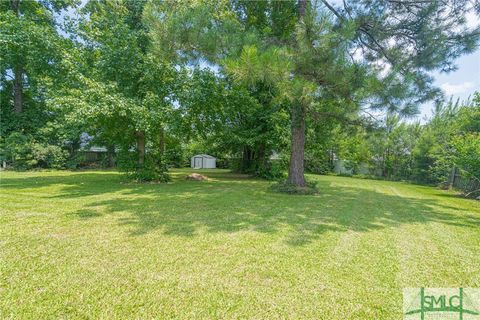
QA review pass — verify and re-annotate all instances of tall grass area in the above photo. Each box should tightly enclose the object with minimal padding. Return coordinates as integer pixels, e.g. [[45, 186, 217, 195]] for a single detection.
[[1, 169, 479, 319]]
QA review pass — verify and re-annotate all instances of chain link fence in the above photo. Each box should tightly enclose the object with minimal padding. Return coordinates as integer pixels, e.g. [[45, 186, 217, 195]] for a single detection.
[[450, 168, 480, 199]]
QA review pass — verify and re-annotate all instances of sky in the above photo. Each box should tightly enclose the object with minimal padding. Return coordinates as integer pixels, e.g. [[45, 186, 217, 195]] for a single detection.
[[410, 9, 480, 122], [316, 0, 479, 122], [320, 0, 480, 122], [418, 50, 480, 121]]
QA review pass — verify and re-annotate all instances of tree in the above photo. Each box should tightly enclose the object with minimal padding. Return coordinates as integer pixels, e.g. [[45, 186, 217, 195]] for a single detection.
[[451, 93, 480, 196], [147, 0, 479, 188], [0, 0, 77, 115], [0, 0, 85, 169], [173, 67, 289, 177], [61, 0, 177, 180], [411, 99, 458, 183]]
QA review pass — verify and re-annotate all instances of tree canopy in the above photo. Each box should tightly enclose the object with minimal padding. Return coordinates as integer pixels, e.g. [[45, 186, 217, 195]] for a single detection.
[[1, 0, 478, 195]]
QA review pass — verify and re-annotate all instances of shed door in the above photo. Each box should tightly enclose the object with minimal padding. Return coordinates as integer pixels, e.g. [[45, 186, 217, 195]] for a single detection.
[[194, 157, 202, 168]]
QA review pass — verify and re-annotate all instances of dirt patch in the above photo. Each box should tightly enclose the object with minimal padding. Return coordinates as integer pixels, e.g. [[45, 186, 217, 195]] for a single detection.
[[186, 173, 208, 181]]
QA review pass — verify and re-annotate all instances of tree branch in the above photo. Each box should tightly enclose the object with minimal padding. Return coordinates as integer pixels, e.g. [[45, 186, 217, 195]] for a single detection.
[[320, 0, 344, 21]]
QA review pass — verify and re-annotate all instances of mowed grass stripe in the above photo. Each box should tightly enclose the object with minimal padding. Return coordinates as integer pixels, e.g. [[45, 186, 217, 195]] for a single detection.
[[1, 169, 479, 319], [313, 180, 401, 319]]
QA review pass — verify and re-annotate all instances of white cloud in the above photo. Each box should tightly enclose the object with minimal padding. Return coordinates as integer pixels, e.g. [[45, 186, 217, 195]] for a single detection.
[[466, 11, 480, 29], [440, 82, 475, 95]]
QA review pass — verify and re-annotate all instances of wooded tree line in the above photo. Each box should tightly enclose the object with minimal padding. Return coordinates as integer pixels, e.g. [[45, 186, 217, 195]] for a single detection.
[[1, 0, 479, 194], [323, 95, 480, 196]]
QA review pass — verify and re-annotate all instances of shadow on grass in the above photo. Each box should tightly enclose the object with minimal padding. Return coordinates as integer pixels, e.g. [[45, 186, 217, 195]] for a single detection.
[[3, 171, 479, 245], [0, 172, 123, 196], [70, 209, 103, 218]]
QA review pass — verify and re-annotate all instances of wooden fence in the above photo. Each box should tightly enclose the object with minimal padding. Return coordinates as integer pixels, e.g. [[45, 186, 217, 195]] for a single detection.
[[450, 168, 480, 198]]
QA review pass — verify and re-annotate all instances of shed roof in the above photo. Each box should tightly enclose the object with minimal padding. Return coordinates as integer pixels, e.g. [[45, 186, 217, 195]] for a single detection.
[[192, 154, 216, 159], [81, 146, 108, 152]]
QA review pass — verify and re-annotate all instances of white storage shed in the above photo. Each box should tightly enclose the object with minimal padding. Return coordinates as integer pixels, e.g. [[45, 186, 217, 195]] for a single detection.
[[191, 154, 216, 169]]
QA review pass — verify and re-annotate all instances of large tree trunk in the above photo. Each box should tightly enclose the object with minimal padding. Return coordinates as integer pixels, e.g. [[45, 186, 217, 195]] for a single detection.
[[257, 143, 266, 164], [240, 146, 255, 173], [13, 65, 23, 114], [107, 144, 115, 168], [136, 131, 145, 167], [11, 0, 23, 114], [286, 0, 308, 187], [287, 104, 306, 186], [159, 126, 165, 158], [298, 0, 307, 17], [11, 0, 23, 113], [10, 0, 19, 13]]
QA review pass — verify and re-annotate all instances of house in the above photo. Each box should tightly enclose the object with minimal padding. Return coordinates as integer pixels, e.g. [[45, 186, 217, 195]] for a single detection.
[[191, 154, 216, 169], [80, 146, 108, 162]]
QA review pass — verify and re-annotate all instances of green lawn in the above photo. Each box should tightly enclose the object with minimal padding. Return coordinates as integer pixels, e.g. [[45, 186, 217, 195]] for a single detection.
[[1, 169, 479, 319]]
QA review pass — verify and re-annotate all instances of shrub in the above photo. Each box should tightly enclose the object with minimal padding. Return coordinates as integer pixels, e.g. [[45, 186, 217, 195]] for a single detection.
[[256, 160, 286, 180], [231, 158, 286, 180], [32, 144, 68, 169], [117, 149, 170, 182], [3, 132, 35, 169], [116, 149, 137, 173], [65, 153, 86, 169], [452, 133, 480, 197], [128, 164, 171, 183], [2, 132, 68, 169], [305, 156, 332, 174], [165, 146, 187, 168]]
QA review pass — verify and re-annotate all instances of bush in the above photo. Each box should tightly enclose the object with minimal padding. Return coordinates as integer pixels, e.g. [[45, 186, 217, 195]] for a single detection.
[[305, 157, 332, 174], [253, 160, 285, 180], [452, 133, 480, 197], [65, 153, 86, 169], [116, 149, 137, 173], [214, 157, 230, 169], [231, 158, 286, 180], [2, 132, 68, 169], [165, 146, 187, 168], [3, 132, 35, 169], [117, 149, 170, 182], [32, 144, 68, 169], [128, 164, 171, 183]]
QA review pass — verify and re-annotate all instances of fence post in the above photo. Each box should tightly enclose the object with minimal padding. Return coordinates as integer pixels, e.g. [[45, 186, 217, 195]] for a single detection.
[[448, 167, 456, 189]]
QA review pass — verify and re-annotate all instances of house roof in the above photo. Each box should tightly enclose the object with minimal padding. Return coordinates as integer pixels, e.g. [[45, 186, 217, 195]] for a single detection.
[[89, 146, 108, 152], [79, 146, 108, 152], [192, 154, 216, 159]]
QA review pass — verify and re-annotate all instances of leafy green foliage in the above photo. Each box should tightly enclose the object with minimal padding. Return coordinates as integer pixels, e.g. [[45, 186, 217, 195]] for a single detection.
[[256, 160, 287, 180], [0, 0, 83, 169], [1, 0, 478, 197], [117, 149, 170, 183], [59, 0, 179, 181], [332, 92, 479, 197], [452, 133, 480, 180], [146, 0, 478, 187], [2, 132, 68, 170]]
